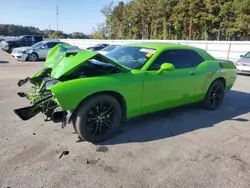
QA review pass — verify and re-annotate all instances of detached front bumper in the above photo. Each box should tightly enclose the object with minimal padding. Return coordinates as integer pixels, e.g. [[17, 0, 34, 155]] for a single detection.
[[14, 94, 52, 121], [14, 76, 73, 128]]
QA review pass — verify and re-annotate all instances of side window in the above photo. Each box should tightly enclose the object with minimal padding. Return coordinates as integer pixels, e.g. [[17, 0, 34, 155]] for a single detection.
[[31, 36, 35, 42], [47, 42, 58, 48], [41, 44, 48, 49], [26, 36, 33, 42], [22, 37, 28, 41], [148, 49, 204, 70]]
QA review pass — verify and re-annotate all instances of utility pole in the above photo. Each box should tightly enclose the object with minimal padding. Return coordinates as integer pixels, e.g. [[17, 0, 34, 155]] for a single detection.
[[56, 0, 59, 31], [49, 23, 51, 37]]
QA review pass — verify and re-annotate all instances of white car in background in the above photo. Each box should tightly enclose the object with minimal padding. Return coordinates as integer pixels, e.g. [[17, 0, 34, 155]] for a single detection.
[[11, 40, 74, 61], [235, 51, 250, 74], [97, 45, 120, 55]]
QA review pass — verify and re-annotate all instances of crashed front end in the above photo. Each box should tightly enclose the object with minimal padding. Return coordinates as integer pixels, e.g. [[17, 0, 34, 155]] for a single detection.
[[14, 67, 70, 127], [13, 43, 81, 127], [13, 43, 128, 128]]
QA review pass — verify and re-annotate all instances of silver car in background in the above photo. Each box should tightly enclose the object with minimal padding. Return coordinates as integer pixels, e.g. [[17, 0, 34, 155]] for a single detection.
[[97, 45, 120, 55], [11, 40, 73, 61], [235, 51, 250, 74]]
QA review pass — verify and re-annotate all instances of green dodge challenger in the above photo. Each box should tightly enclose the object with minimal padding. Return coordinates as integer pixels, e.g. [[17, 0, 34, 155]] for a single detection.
[[14, 42, 237, 143]]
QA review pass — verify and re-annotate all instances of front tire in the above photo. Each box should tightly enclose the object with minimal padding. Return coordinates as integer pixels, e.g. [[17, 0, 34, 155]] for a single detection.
[[203, 80, 225, 110], [74, 94, 122, 143], [27, 53, 38, 61]]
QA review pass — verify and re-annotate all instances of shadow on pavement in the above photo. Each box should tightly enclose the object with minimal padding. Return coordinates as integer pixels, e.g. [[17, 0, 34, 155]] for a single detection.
[[238, 73, 250, 77], [0, 61, 9, 64], [100, 90, 250, 145]]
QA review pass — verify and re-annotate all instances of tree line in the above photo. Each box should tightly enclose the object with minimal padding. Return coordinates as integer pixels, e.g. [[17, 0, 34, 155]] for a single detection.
[[92, 0, 250, 41], [0, 24, 92, 39]]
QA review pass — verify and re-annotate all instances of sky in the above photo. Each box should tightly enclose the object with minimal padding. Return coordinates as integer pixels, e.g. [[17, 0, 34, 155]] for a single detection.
[[0, 0, 126, 34]]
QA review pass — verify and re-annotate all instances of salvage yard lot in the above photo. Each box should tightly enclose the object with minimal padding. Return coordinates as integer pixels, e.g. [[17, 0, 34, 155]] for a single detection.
[[0, 50, 250, 188]]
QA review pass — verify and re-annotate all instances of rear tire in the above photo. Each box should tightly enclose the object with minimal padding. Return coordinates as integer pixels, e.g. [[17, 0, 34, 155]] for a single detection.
[[74, 94, 122, 143], [7, 47, 14, 53], [202, 80, 225, 110]]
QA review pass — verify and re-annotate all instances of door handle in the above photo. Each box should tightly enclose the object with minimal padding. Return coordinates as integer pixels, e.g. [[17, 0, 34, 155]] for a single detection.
[[189, 71, 195, 76]]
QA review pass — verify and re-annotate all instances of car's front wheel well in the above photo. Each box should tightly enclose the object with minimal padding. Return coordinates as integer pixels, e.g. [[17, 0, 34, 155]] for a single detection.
[[71, 91, 127, 123]]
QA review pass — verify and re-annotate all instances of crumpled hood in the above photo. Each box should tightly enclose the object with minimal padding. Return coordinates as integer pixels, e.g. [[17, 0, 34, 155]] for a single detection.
[[44, 44, 130, 79]]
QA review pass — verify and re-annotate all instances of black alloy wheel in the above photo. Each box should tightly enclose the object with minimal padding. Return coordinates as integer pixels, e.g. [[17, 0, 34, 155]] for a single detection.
[[86, 101, 116, 136], [203, 80, 225, 110], [74, 94, 122, 143]]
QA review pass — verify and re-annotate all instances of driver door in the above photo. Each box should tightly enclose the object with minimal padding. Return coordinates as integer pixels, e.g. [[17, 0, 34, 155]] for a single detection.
[[141, 49, 203, 114]]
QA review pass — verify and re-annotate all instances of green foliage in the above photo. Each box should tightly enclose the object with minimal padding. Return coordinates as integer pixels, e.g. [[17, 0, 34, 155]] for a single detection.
[[49, 31, 65, 39], [0, 24, 91, 39], [96, 0, 250, 40], [0, 24, 42, 36], [91, 24, 106, 39]]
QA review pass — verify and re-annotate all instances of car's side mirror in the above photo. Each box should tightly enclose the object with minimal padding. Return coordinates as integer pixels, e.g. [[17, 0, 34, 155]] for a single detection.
[[157, 63, 175, 74], [40, 45, 45, 49], [240, 55, 243, 57]]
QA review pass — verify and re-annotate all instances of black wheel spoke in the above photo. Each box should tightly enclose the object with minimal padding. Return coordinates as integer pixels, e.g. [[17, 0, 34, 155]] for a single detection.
[[210, 98, 214, 103], [103, 121, 111, 129], [104, 119, 115, 124], [215, 99, 218, 106], [109, 110, 115, 115], [212, 99, 216, 107], [95, 105, 100, 114], [100, 102, 103, 112], [87, 121, 96, 128], [87, 117, 97, 122], [102, 106, 112, 115], [93, 123, 99, 136], [99, 123, 103, 134], [213, 85, 218, 92]]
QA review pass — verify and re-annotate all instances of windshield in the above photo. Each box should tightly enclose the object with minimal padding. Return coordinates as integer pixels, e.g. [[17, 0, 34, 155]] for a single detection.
[[101, 45, 120, 52], [93, 44, 103, 47], [105, 46, 156, 69], [243, 52, 250, 58], [31, 41, 45, 48]]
